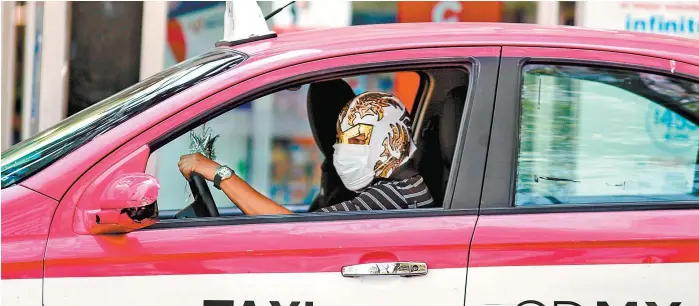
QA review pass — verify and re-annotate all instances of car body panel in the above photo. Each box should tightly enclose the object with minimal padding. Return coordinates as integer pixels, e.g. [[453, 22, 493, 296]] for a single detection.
[[467, 46, 699, 306], [470, 210, 699, 268], [1, 185, 57, 306], [1, 185, 59, 279], [465, 210, 699, 306], [235, 23, 699, 66], [46, 215, 476, 277], [39, 46, 500, 306]]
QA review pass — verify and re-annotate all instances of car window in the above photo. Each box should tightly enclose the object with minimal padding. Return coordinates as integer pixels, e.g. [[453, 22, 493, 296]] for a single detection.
[[516, 64, 699, 206], [345, 71, 420, 112], [1, 49, 246, 188], [147, 72, 420, 216]]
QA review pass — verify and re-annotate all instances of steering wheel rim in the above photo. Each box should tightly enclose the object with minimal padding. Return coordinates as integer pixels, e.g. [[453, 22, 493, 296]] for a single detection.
[[189, 172, 220, 217]]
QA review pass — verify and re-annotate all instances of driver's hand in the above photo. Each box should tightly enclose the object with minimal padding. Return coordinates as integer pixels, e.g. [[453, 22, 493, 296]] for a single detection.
[[178, 153, 220, 181]]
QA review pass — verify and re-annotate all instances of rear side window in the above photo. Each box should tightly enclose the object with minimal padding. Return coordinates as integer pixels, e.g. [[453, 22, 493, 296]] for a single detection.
[[516, 64, 699, 206]]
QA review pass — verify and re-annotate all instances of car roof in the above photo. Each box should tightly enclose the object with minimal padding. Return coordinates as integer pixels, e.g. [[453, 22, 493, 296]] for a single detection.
[[231, 22, 699, 66]]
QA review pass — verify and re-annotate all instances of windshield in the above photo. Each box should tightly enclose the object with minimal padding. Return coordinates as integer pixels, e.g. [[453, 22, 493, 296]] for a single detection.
[[1, 49, 247, 188]]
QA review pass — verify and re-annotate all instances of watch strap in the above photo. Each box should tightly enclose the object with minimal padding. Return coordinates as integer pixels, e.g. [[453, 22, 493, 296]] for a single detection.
[[214, 173, 223, 190], [213, 166, 234, 190]]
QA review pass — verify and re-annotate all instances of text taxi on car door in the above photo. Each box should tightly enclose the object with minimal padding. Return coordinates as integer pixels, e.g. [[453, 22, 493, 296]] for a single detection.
[[2, 1, 699, 306]]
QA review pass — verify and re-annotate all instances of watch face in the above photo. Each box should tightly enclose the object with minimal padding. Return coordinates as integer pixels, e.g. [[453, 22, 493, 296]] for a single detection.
[[217, 166, 233, 178]]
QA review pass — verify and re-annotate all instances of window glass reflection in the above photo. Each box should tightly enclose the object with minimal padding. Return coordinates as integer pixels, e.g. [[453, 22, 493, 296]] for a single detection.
[[1, 49, 246, 188], [517, 64, 699, 206], [148, 72, 419, 214]]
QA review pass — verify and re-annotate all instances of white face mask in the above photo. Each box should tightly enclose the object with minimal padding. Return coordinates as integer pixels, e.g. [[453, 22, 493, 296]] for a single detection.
[[333, 143, 374, 191], [333, 91, 417, 191]]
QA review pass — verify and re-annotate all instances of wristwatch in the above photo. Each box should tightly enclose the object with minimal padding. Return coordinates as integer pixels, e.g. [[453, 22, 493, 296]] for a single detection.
[[213, 165, 234, 190]]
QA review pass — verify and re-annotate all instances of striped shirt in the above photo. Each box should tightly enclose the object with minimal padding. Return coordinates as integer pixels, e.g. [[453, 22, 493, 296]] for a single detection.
[[316, 175, 434, 212]]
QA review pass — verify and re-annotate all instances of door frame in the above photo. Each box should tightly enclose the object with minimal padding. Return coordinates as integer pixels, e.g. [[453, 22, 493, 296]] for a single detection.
[[148, 47, 500, 219], [43, 46, 502, 306], [74, 47, 501, 229], [482, 46, 699, 213], [45, 46, 502, 257], [466, 47, 699, 306]]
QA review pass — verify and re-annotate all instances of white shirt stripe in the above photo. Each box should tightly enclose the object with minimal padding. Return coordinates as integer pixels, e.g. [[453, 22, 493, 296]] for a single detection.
[[405, 187, 428, 198], [370, 187, 402, 209], [416, 198, 434, 207], [396, 177, 424, 190], [356, 197, 373, 210], [387, 185, 407, 202], [364, 192, 387, 210]]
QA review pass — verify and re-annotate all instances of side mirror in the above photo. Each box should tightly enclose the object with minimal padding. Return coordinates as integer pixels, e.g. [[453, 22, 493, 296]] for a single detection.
[[82, 173, 160, 235]]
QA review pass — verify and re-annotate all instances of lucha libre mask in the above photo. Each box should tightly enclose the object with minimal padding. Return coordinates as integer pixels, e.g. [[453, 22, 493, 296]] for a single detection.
[[333, 91, 417, 191]]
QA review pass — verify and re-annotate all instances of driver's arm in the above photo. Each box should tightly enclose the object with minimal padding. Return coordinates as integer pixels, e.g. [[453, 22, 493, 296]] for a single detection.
[[218, 174, 293, 215], [178, 153, 293, 216]]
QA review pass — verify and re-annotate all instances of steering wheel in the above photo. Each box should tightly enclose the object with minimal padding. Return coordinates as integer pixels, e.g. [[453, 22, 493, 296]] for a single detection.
[[188, 172, 220, 217]]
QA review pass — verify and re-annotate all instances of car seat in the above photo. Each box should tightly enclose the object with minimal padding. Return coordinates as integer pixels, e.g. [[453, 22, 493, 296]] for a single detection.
[[415, 85, 467, 206], [306, 79, 357, 211]]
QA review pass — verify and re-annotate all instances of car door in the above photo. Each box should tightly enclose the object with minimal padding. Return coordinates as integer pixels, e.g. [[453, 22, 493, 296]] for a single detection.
[[466, 47, 699, 306], [43, 47, 500, 306]]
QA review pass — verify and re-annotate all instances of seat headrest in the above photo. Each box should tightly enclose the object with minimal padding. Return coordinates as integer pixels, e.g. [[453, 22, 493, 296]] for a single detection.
[[439, 86, 467, 164], [307, 79, 356, 156]]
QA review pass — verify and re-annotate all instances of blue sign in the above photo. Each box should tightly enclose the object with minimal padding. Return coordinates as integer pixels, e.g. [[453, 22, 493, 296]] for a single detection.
[[626, 14, 698, 35], [646, 103, 699, 154]]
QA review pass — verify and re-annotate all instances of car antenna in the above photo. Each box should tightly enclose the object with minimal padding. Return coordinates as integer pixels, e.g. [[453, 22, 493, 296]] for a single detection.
[[215, 0, 279, 47], [265, 1, 295, 21]]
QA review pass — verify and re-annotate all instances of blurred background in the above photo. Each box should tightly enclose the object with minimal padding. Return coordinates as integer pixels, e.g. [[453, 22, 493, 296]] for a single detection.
[[1, 1, 697, 207]]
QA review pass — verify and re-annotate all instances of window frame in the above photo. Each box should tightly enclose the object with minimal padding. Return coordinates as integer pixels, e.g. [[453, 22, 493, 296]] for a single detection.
[[481, 48, 699, 215], [151, 63, 464, 216], [151, 70, 428, 217], [127, 50, 501, 230]]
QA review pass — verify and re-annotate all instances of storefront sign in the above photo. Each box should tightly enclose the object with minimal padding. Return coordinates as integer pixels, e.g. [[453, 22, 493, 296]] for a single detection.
[[580, 1, 699, 39], [397, 1, 502, 23], [271, 0, 351, 31], [165, 1, 226, 68], [394, 2, 502, 109]]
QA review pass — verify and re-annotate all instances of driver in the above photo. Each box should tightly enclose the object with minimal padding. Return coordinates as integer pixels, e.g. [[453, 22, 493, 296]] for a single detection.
[[177, 91, 434, 215]]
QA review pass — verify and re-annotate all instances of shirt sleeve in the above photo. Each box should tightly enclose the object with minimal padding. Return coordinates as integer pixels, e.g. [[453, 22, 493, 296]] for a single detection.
[[316, 184, 408, 212]]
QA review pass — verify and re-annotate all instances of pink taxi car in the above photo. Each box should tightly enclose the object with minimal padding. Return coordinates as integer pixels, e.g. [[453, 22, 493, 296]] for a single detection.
[[3, 22, 699, 306]]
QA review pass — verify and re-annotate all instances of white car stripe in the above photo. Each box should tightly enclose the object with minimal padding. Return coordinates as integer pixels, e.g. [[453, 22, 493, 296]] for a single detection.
[[465, 262, 699, 306], [1, 279, 42, 306], [43, 268, 467, 306]]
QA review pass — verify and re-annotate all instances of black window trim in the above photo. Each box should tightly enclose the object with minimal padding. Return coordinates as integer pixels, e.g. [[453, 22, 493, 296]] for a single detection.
[[145, 54, 501, 230], [481, 55, 699, 215], [150, 208, 478, 230]]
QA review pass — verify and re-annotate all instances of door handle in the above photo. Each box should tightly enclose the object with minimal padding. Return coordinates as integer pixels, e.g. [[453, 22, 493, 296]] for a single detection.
[[341, 262, 428, 277]]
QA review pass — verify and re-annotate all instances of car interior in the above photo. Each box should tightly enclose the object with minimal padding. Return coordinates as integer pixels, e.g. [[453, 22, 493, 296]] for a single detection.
[[165, 67, 470, 219]]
